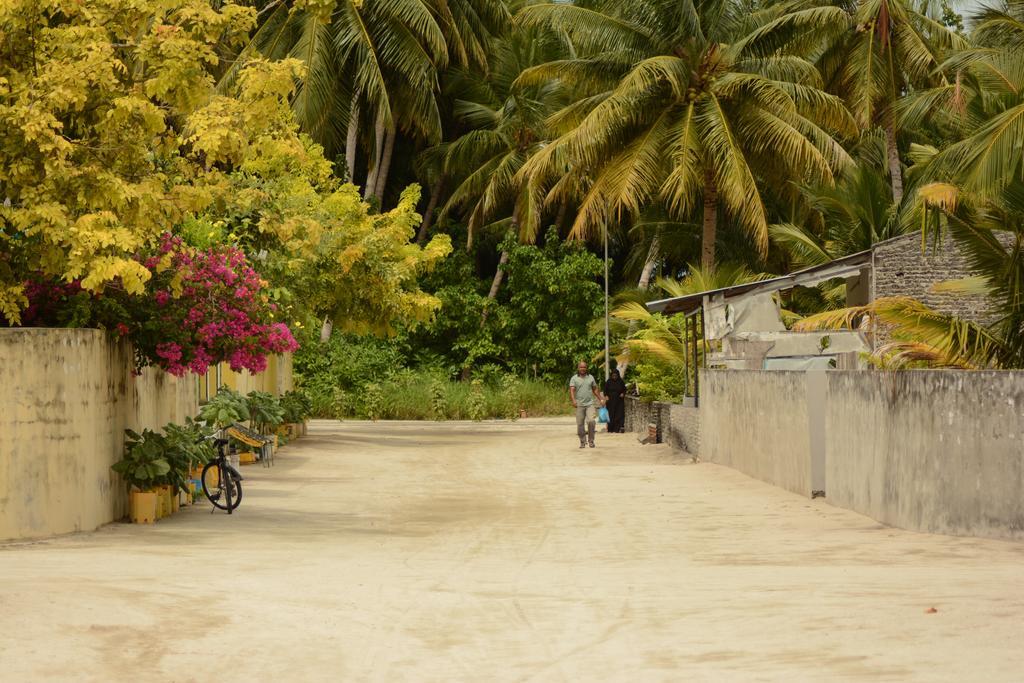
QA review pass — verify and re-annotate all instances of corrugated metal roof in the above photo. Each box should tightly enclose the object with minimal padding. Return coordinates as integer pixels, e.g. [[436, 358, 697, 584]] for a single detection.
[[645, 250, 872, 315]]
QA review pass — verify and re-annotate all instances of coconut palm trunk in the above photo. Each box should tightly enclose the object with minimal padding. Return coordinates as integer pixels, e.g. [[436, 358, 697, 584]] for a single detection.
[[702, 170, 719, 271], [346, 102, 360, 183], [373, 126, 397, 205], [481, 217, 516, 325], [416, 175, 446, 244], [884, 116, 904, 205], [364, 110, 386, 200], [638, 236, 660, 289]]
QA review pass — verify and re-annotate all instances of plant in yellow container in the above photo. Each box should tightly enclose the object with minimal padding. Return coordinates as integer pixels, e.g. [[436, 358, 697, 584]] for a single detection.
[[163, 418, 216, 512], [238, 451, 259, 465], [112, 429, 171, 524], [129, 489, 158, 524], [156, 485, 172, 518]]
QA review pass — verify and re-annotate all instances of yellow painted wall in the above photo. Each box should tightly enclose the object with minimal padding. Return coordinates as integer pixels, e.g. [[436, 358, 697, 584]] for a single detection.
[[199, 353, 293, 399], [0, 329, 198, 541]]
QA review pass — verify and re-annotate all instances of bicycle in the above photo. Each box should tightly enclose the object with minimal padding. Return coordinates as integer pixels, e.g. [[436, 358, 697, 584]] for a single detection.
[[201, 437, 244, 514]]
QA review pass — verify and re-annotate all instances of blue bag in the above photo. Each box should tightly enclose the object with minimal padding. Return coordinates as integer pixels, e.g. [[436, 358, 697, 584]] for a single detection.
[[597, 406, 609, 423]]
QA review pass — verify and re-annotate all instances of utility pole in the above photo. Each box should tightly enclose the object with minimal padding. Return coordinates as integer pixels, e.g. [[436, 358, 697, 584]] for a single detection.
[[604, 223, 610, 382]]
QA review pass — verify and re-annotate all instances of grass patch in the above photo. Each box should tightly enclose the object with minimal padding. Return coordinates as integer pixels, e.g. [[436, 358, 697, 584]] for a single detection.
[[305, 370, 571, 420]]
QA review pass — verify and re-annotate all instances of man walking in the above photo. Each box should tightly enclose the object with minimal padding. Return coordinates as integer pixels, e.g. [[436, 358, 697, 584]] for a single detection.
[[569, 361, 605, 448]]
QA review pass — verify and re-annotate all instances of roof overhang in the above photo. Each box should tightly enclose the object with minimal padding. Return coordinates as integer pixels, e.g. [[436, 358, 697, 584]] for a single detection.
[[645, 250, 872, 315]]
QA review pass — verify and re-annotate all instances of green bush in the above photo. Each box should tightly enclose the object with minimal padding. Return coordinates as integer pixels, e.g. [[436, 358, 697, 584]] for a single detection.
[[280, 389, 313, 423], [303, 368, 570, 420], [197, 386, 249, 428], [246, 391, 285, 433]]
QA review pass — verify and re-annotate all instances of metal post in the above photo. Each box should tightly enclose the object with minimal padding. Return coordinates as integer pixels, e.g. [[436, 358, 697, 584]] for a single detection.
[[604, 223, 610, 382], [683, 314, 691, 397], [693, 309, 701, 406]]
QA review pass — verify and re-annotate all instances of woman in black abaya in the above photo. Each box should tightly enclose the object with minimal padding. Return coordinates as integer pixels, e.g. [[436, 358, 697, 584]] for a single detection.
[[603, 369, 627, 433]]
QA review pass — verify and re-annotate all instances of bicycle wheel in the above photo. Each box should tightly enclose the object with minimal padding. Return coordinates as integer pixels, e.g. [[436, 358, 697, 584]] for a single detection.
[[223, 468, 242, 511], [202, 461, 242, 511]]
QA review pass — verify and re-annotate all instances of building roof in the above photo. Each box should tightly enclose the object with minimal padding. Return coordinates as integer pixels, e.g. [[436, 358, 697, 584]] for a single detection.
[[645, 250, 872, 315]]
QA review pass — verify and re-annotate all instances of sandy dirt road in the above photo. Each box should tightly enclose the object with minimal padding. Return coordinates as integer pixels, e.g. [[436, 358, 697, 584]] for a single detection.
[[2, 418, 1023, 682]]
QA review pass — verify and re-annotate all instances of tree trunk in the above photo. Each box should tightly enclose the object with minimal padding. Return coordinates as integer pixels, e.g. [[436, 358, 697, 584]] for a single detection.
[[320, 316, 333, 343], [884, 116, 904, 205], [702, 169, 718, 271], [416, 175, 446, 244], [638, 236, 660, 289], [480, 219, 515, 325], [345, 101, 359, 183], [363, 109, 386, 201], [372, 126, 396, 206], [486, 249, 510, 300], [479, 249, 509, 327]]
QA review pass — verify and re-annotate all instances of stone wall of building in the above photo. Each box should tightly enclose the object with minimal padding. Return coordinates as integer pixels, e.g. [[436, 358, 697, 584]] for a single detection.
[[872, 231, 1012, 325]]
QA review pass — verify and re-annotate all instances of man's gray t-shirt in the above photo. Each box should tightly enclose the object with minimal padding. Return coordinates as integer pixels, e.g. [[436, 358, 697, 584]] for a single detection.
[[569, 373, 598, 406]]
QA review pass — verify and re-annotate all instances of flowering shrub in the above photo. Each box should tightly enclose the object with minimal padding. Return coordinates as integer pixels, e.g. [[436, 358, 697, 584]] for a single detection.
[[132, 234, 298, 376], [11, 234, 298, 376]]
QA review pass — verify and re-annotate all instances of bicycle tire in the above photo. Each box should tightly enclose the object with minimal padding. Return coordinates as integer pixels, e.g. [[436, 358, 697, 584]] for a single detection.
[[202, 461, 243, 511]]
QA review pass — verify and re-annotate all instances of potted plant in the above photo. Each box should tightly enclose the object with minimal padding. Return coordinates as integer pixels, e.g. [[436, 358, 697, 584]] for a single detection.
[[280, 390, 312, 437], [247, 391, 285, 453], [112, 429, 171, 524], [198, 386, 250, 430], [164, 418, 214, 506], [198, 387, 250, 468]]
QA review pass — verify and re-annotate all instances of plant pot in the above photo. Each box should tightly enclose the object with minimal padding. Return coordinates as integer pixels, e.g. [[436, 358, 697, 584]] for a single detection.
[[156, 485, 173, 518], [154, 488, 165, 519], [129, 490, 157, 524], [519, 409, 527, 419]]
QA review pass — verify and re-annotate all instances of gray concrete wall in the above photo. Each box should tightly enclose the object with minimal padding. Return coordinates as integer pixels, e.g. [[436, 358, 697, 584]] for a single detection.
[[0, 329, 198, 541], [701, 371, 814, 496], [825, 371, 1024, 539], [693, 368, 1024, 539]]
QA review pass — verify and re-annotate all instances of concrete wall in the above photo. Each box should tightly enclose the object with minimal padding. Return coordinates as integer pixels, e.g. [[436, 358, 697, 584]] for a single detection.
[[692, 368, 1024, 539], [825, 371, 1024, 538], [701, 371, 816, 496], [0, 330, 198, 541]]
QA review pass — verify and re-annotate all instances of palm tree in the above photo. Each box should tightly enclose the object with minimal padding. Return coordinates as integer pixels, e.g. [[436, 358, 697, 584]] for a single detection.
[[231, 0, 508, 203], [746, 0, 967, 205], [804, 0, 1024, 368], [515, 0, 855, 271], [434, 28, 569, 307], [770, 135, 902, 268]]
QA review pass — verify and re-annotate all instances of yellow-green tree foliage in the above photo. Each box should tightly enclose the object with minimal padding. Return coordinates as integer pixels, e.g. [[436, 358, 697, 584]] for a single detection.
[[0, 0, 254, 321], [0, 0, 450, 329]]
